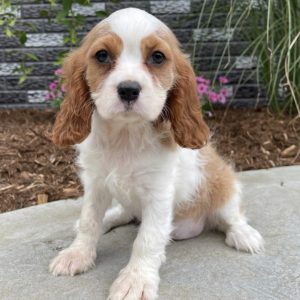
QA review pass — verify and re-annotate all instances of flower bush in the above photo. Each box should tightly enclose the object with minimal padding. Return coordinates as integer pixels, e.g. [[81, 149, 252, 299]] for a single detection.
[[45, 68, 65, 108], [196, 75, 230, 115]]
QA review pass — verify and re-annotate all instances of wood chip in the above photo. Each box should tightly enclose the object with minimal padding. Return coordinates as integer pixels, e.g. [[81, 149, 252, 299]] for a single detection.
[[34, 159, 46, 166], [269, 160, 275, 167], [49, 154, 56, 164], [37, 194, 48, 205], [20, 171, 34, 179], [260, 146, 270, 155], [0, 185, 14, 192], [62, 187, 79, 197], [281, 145, 297, 157]]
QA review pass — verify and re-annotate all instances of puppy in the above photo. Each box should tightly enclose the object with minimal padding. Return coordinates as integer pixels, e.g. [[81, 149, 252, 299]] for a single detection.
[[49, 8, 264, 300]]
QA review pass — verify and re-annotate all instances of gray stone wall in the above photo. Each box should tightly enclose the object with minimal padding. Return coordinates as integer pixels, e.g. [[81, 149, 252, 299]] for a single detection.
[[0, 0, 263, 107]]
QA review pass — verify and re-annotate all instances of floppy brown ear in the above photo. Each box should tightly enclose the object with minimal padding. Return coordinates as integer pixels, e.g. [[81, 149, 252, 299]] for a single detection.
[[166, 51, 209, 149], [52, 49, 93, 147]]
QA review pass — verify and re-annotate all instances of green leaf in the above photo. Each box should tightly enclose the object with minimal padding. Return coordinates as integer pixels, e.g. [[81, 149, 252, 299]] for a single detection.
[[63, 36, 70, 44], [22, 22, 38, 31], [71, 35, 77, 45], [56, 10, 68, 21], [54, 51, 68, 65], [62, 0, 72, 13], [95, 11, 107, 18], [18, 31, 27, 45], [25, 53, 39, 61], [48, 0, 57, 6], [4, 27, 13, 37], [19, 75, 27, 85], [7, 18, 16, 27], [39, 10, 49, 18], [76, 0, 90, 6]]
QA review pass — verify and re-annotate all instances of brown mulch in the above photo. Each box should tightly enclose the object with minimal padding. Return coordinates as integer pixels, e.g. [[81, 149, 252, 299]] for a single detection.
[[0, 108, 299, 213]]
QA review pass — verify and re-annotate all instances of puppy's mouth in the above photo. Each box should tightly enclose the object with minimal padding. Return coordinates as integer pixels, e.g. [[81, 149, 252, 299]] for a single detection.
[[123, 101, 135, 112]]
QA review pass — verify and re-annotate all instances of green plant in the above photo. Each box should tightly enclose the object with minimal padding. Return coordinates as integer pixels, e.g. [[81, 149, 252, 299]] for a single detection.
[[244, 0, 300, 115], [191, 0, 256, 106], [0, 0, 39, 83], [1, 0, 108, 83], [192, 0, 300, 115]]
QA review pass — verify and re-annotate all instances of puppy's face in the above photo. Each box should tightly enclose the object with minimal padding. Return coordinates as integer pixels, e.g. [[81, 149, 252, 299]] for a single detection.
[[86, 13, 175, 122], [52, 8, 209, 149], [88, 34, 174, 123]]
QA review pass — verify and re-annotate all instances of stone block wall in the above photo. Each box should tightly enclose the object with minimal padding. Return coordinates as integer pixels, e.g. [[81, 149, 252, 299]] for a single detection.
[[0, 0, 263, 107]]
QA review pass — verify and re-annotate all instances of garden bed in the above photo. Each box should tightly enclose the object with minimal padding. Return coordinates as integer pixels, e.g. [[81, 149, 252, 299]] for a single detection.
[[0, 108, 299, 213]]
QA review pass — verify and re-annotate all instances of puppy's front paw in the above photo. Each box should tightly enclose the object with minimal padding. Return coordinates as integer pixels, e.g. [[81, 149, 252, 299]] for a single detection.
[[49, 246, 96, 276], [108, 265, 159, 300]]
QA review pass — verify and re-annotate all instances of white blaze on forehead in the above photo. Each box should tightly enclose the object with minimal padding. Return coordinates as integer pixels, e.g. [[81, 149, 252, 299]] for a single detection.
[[107, 8, 163, 42], [105, 8, 168, 63]]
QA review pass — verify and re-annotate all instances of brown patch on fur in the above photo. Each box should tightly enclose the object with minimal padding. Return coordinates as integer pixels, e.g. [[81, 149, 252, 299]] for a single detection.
[[166, 49, 209, 149], [52, 23, 115, 146], [51, 47, 93, 147], [152, 120, 177, 149], [174, 145, 237, 222], [150, 28, 209, 149], [141, 34, 174, 90], [86, 32, 123, 91]]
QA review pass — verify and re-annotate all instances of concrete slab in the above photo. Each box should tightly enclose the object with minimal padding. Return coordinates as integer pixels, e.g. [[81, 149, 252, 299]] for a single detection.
[[0, 166, 299, 300]]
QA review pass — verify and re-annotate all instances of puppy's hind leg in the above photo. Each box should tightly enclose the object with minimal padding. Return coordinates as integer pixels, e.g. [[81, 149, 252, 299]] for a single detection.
[[102, 203, 134, 233], [209, 183, 264, 254]]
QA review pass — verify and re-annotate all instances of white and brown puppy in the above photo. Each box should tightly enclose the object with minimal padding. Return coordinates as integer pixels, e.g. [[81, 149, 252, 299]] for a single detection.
[[49, 8, 264, 300]]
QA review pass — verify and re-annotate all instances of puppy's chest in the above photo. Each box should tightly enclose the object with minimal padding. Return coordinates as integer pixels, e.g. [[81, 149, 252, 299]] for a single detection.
[[97, 148, 160, 205]]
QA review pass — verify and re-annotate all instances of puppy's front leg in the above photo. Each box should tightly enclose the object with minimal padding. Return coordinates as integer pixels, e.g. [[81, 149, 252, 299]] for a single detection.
[[50, 182, 111, 276], [108, 188, 174, 300]]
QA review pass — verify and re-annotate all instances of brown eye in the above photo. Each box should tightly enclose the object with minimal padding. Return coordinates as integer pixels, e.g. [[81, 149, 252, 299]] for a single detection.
[[150, 51, 165, 65], [95, 50, 110, 64]]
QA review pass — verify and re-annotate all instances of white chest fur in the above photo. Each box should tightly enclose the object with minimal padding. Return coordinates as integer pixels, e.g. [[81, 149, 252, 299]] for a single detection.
[[76, 113, 193, 215]]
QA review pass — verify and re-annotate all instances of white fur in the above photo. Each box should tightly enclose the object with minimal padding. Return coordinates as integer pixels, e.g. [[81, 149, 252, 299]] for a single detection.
[[102, 203, 134, 233], [172, 216, 206, 240], [49, 8, 263, 300]]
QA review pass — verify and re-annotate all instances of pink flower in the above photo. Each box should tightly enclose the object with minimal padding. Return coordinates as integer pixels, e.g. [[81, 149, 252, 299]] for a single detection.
[[49, 80, 58, 90], [56, 90, 63, 98], [220, 88, 229, 97], [196, 76, 211, 85], [197, 83, 208, 96], [219, 76, 229, 84], [61, 84, 66, 92], [196, 76, 206, 83], [45, 92, 54, 100], [208, 91, 218, 103], [54, 68, 63, 76], [218, 93, 226, 104], [45, 92, 51, 101]]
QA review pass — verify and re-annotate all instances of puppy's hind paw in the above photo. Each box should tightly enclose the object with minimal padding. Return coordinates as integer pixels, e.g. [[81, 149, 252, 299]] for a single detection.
[[225, 224, 264, 254]]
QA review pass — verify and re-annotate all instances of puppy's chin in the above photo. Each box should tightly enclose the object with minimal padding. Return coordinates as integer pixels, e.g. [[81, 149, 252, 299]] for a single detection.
[[112, 111, 145, 123], [95, 104, 146, 124]]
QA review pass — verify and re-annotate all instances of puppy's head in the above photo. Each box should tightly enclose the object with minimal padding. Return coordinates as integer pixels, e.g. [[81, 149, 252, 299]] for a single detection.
[[52, 8, 209, 149]]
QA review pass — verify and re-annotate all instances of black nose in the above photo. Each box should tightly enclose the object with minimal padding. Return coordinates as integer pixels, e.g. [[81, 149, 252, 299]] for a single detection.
[[117, 81, 141, 104]]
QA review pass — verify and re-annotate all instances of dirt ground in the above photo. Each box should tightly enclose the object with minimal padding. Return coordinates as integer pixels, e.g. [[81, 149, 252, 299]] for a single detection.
[[0, 108, 299, 213]]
